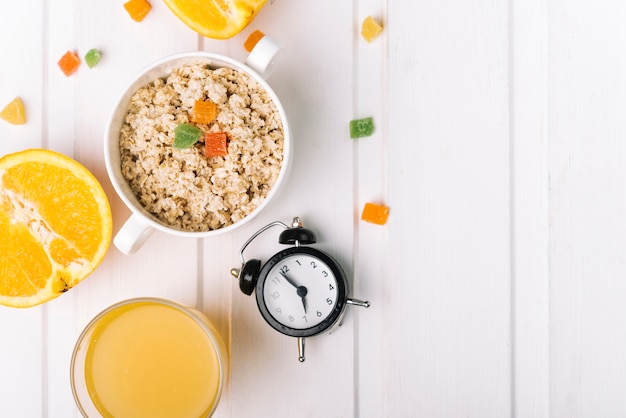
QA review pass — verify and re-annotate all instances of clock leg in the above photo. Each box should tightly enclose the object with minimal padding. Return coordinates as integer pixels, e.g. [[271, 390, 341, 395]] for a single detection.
[[346, 298, 370, 308], [298, 337, 305, 362]]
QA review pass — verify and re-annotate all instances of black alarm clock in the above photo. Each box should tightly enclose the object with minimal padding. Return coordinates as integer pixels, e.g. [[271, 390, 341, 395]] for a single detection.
[[230, 217, 370, 362]]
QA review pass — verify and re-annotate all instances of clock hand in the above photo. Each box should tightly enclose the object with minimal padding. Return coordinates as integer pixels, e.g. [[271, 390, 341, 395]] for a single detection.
[[297, 286, 308, 314], [279, 271, 308, 314], [279, 271, 299, 289]]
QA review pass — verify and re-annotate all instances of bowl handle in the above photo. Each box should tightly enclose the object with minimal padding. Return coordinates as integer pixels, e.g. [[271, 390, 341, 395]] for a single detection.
[[245, 35, 283, 79], [113, 213, 155, 255]]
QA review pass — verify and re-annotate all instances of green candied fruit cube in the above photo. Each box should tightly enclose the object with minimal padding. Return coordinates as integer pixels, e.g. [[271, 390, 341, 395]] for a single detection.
[[350, 117, 374, 138], [84, 48, 102, 68], [173, 123, 203, 149]]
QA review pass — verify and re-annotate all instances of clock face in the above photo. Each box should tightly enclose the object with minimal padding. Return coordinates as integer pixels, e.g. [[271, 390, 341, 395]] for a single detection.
[[256, 247, 347, 337]]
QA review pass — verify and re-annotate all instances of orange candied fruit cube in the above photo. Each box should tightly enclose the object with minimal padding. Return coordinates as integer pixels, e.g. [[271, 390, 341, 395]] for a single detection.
[[204, 132, 229, 156], [361, 16, 383, 43], [124, 0, 151, 22], [244, 30, 265, 52], [57, 51, 80, 77], [190, 100, 217, 124], [361, 202, 389, 225]]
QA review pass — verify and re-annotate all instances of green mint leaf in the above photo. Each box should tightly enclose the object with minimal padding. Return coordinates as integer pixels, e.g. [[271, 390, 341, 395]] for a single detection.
[[173, 123, 203, 149]]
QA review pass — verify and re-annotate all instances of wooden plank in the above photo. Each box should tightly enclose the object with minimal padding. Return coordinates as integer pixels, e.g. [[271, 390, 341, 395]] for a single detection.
[[0, 1, 45, 417], [384, 1, 512, 416], [510, 0, 550, 416], [0, 1, 44, 153], [44, 0, 80, 414], [354, 0, 386, 417], [46, 0, 76, 158], [549, 1, 626, 416], [223, 1, 358, 416], [0, 307, 44, 416], [202, 236, 234, 418]]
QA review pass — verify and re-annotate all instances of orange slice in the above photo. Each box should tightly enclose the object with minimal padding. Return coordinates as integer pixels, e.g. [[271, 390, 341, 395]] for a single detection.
[[163, 0, 267, 39], [0, 149, 112, 308]]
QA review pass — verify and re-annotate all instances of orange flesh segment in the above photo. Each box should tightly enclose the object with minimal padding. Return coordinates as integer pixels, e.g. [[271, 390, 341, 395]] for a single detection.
[[0, 211, 51, 296], [2, 161, 106, 260], [163, 0, 267, 39]]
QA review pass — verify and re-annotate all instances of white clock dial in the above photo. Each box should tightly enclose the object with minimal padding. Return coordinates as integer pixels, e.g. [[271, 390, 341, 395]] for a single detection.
[[262, 254, 339, 330]]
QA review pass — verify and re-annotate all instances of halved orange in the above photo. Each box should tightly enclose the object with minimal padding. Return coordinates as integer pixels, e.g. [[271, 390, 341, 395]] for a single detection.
[[0, 149, 112, 308], [164, 0, 267, 39]]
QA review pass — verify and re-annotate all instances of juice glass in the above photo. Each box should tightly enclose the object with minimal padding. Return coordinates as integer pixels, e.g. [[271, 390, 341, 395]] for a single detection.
[[71, 298, 227, 417]]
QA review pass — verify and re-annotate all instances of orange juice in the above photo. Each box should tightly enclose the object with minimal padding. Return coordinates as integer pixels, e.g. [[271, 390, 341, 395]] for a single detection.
[[72, 299, 226, 418]]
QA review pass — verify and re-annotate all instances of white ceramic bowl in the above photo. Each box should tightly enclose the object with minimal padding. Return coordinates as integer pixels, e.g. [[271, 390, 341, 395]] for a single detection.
[[104, 41, 291, 255]]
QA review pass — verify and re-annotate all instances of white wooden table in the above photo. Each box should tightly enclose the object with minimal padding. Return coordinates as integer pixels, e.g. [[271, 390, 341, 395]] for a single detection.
[[2, 0, 626, 417]]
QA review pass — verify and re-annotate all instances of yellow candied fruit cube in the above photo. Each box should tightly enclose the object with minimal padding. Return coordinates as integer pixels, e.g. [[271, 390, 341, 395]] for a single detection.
[[361, 202, 389, 225], [361, 15, 383, 43], [0, 97, 26, 125], [124, 0, 151, 22]]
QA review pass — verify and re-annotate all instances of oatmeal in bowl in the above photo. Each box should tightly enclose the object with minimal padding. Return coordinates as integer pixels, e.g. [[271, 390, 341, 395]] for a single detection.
[[105, 49, 291, 254]]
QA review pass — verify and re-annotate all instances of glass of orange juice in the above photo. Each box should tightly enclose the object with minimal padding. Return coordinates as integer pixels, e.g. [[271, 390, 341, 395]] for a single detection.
[[71, 298, 227, 417]]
